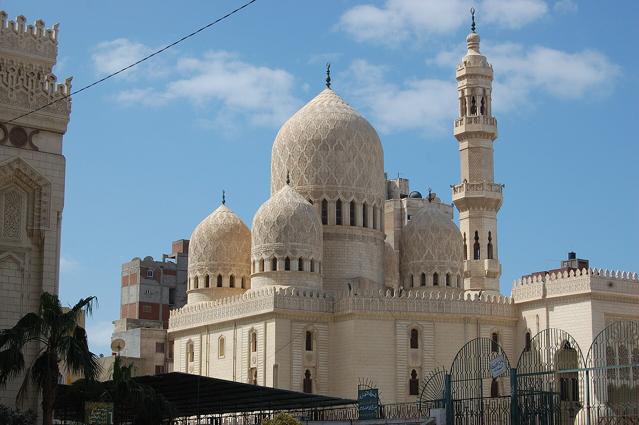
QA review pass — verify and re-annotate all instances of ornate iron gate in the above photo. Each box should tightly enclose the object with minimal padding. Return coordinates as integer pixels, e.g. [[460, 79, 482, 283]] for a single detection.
[[449, 337, 513, 424], [516, 328, 585, 424]]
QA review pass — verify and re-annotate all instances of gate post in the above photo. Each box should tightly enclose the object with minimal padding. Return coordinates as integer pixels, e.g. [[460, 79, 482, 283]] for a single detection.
[[444, 373, 453, 425], [510, 368, 519, 425], [585, 368, 591, 425]]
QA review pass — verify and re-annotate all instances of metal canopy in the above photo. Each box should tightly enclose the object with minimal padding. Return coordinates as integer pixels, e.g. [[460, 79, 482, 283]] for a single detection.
[[56, 372, 355, 419]]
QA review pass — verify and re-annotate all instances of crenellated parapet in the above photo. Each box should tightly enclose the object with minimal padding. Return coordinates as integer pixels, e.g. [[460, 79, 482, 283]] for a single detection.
[[512, 267, 639, 303], [0, 12, 71, 133]]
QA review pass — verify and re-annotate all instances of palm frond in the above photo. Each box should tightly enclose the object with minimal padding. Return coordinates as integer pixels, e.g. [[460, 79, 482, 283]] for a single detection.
[[58, 327, 101, 381], [0, 345, 25, 386]]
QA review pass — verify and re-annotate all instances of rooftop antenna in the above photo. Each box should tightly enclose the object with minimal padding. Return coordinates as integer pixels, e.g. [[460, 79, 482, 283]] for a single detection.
[[325, 63, 331, 89], [222, 190, 226, 205], [427, 187, 433, 202], [470, 7, 476, 33]]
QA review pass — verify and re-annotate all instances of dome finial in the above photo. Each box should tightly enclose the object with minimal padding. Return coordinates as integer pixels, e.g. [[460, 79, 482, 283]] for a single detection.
[[325, 63, 331, 89], [286, 171, 291, 185], [427, 187, 433, 202], [470, 7, 476, 33], [222, 190, 226, 205]]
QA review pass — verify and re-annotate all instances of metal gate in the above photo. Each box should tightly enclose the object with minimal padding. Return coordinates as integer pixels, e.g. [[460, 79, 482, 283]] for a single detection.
[[449, 337, 513, 424]]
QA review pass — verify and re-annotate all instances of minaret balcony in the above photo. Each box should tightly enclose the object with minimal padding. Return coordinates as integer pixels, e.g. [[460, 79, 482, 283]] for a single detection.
[[452, 181, 504, 210], [453, 116, 497, 138]]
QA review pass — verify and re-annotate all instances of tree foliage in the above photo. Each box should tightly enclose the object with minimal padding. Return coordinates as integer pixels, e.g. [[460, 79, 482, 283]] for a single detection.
[[0, 405, 36, 425], [0, 292, 100, 425], [263, 412, 302, 425]]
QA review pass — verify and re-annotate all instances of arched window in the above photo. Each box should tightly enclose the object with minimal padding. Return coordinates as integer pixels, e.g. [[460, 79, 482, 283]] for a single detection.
[[303, 369, 313, 393], [362, 203, 368, 228], [461, 96, 467, 117], [218, 336, 225, 358], [298, 257, 304, 271], [373, 206, 378, 229], [491, 332, 499, 353], [409, 369, 419, 395], [321, 199, 328, 225], [217, 274, 223, 287], [470, 96, 477, 115], [410, 329, 419, 349], [229, 275, 235, 288], [194, 276, 199, 289], [305, 331, 313, 351], [310, 260, 315, 273], [445, 273, 451, 286], [205, 275, 210, 288], [433, 272, 439, 286], [336, 199, 343, 225], [285, 257, 291, 271], [487, 231, 494, 260], [186, 341, 194, 363], [409, 274, 414, 287], [463, 233, 468, 260], [271, 258, 277, 271], [259, 258, 265, 272], [473, 231, 480, 260], [249, 367, 258, 385], [350, 201, 356, 226], [524, 332, 531, 352], [480, 97, 485, 115], [420, 273, 426, 287], [457, 274, 461, 287], [250, 331, 257, 353], [490, 378, 499, 397], [241, 277, 246, 289]]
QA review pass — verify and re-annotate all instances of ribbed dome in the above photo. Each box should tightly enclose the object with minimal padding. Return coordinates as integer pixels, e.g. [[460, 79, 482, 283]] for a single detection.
[[270, 88, 384, 204], [400, 205, 464, 287], [251, 185, 322, 261], [188, 204, 251, 280]]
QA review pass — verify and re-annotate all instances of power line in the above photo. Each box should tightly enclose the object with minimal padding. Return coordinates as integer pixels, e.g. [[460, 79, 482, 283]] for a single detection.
[[5, 0, 258, 125]]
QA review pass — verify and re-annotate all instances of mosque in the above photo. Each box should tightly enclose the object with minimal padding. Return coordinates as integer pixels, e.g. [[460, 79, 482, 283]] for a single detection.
[[167, 20, 639, 404]]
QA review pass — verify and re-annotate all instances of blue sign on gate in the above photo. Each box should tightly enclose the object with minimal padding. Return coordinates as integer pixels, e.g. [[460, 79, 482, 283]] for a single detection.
[[358, 388, 379, 420]]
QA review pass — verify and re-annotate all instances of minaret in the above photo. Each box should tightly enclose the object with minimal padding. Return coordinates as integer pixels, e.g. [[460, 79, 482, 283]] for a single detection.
[[452, 9, 503, 294]]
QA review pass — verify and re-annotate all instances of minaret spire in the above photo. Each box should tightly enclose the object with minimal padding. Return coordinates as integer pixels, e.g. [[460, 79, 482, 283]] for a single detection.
[[470, 7, 476, 33], [222, 190, 226, 205], [325, 63, 331, 89]]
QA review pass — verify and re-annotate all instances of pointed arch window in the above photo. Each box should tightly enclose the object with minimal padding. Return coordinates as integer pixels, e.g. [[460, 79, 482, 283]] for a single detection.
[[303, 369, 313, 393], [336, 199, 343, 225], [410, 274, 414, 288], [420, 273, 426, 287], [194, 276, 199, 289], [217, 274, 223, 287], [271, 258, 277, 271], [433, 272, 439, 286], [259, 259, 265, 272], [298, 257, 304, 271], [218, 336, 225, 358], [487, 231, 494, 260], [480, 97, 485, 115], [490, 378, 499, 397], [250, 330, 257, 353], [524, 332, 531, 352], [285, 257, 291, 271], [491, 332, 499, 353], [205, 275, 210, 288], [373, 206, 378, 229], [362, 203, 368, 228], [321, 199, 328, 225], [446, 273, 451, 286], [457, 274, 461, 287], [409, 369, 419, 395], [410, 329, 419, 349], [470, 96, 477, 115], [473, 231, 481, 260], [350, 201, 356, 226], [241, 277, 246, 289], [229, 275, 235, 288], [249, 367, 258, 385], [463, 233, 468, 261], [305, 331, 313, 351], [310, 260, 315, 273], [186, 341, 194, 363]]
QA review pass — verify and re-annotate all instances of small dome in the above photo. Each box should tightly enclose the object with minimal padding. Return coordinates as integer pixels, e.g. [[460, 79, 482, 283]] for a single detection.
[[271, 88, 385, 204], [188, 203, 251, 283], [409, 191, 422, 199], [252, 185, 322, 262], [400, 205, 463, 287]]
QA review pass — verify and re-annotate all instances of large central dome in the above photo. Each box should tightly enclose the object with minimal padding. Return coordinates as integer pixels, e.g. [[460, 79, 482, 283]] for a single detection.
[[271, 88, 384, 204]]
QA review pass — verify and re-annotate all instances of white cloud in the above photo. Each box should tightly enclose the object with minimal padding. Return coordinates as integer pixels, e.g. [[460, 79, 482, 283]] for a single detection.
[[92, 38, 153, 77], [111, 48, 301, 127], [86, 320, 114, 355], [60, 256, 79, 273], [345, 41, 618, 133], [554, 0, 577, 13], [338, 0, 549, 44], [344, 59, 457, 134]]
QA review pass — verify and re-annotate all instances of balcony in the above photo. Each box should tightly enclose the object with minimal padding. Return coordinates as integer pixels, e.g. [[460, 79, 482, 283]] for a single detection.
[[453, 115, 497, 138], [452, 181, 504, 210]]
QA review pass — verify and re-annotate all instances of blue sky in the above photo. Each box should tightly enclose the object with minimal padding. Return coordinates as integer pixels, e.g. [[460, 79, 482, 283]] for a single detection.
[[4, 0, 637, 355]]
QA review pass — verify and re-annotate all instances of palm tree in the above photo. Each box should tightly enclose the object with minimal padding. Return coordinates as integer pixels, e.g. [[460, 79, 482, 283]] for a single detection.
[[0, 292, 100, 425]]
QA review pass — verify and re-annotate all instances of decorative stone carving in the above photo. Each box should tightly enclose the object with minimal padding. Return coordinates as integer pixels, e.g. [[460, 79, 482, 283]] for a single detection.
[[271, 88, 385, 205], [188, 203, 251, 283], [252, 185, 322, 261], [2, 189, 22, 239]]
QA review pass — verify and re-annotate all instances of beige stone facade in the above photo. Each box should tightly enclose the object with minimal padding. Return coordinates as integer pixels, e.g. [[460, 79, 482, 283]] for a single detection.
[[160, 25, 639, 405], [0, 12, 71, 410]]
